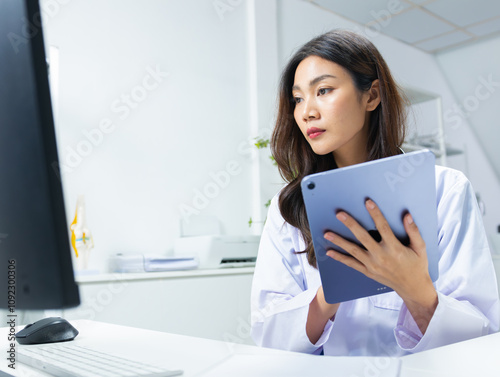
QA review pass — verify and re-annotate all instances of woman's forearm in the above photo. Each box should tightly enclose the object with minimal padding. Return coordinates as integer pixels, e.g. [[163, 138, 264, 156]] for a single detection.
[[306, 286, 340, 344]]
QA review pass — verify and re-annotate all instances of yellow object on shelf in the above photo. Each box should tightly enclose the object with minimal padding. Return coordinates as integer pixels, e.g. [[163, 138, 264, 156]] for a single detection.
[[70, 195, 94, 269]]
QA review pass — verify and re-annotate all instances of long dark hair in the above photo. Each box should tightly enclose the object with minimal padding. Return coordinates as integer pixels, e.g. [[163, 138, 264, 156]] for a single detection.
[[271, 29, 407, 267]]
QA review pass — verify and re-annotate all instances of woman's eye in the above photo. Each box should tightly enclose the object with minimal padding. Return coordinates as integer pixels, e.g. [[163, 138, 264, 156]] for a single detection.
[[293, 97, 303, 104], [318, 88, 332, 96]]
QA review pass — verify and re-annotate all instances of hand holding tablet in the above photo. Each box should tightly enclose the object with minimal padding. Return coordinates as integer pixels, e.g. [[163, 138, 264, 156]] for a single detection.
[[301, 150, 439, 303]]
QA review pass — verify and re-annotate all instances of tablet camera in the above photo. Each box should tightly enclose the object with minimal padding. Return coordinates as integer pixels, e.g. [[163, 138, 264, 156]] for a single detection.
[[307, 182, 315, 190]]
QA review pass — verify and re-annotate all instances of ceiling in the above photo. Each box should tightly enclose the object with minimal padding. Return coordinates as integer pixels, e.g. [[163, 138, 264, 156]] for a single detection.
[[308, 0, 500, 53]]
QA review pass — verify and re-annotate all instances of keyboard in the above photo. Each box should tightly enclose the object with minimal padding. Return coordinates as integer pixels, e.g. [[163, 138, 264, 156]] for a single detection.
[[17, 343, 183, 377]]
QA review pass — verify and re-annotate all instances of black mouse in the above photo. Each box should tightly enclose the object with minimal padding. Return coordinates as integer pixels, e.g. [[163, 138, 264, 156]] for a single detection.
[[16, 317, 79, 345]]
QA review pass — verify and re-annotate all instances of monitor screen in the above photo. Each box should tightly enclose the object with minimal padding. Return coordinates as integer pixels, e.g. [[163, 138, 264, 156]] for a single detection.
[[0, 0, 80, 309]]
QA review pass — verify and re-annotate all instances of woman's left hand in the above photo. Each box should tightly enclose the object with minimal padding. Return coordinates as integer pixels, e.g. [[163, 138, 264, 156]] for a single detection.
[[324, 199, 438, 333]]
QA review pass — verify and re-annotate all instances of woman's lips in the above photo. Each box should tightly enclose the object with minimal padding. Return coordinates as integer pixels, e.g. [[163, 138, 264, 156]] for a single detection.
[[307, 127, 326, 139]]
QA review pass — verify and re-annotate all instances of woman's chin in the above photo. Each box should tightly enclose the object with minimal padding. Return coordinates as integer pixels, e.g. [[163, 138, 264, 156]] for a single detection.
[[310, 145, 335, 156]]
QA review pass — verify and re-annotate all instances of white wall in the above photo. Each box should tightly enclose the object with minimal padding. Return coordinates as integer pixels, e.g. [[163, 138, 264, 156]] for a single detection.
[[41, 0, 260, 272], [435, 34, 500, 178], [40, 0, 500, 273], [435, 35, 500, 244]]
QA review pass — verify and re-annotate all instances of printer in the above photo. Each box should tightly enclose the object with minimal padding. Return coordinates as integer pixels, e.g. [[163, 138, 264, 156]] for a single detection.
[[173, 235, 260, 269]]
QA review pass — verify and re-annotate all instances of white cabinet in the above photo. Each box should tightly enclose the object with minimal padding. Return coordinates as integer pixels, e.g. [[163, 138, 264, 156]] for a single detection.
[[62, 268, 256, 345]]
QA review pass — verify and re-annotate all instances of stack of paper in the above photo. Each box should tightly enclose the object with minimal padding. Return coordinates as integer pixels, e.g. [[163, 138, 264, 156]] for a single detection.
[[110, 254, 198, 273]]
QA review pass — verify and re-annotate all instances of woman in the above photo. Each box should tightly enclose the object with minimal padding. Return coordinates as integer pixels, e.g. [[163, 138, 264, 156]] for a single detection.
[[250, 30, 499, 357]]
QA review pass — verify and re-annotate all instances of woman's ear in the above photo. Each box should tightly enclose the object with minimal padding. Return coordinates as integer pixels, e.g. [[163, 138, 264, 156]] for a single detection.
[[366, 79, 381, 111]]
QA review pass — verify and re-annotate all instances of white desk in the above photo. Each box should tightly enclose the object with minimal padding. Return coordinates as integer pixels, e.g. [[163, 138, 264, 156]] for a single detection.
[[0, 320, 400, 376], [1, 320, 499, 376], [400, 331, 500, 376]]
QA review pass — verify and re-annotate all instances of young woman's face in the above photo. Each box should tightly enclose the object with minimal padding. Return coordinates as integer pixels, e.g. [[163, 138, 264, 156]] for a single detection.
[[292, 55, 379, 167]]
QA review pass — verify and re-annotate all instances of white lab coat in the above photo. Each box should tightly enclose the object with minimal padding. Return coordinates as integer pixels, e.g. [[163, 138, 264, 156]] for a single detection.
[[251, 165, 500, 356]]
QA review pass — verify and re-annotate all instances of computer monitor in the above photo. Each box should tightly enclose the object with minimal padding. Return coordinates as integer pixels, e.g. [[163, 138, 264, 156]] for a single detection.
[[0, 0, 80, 309]]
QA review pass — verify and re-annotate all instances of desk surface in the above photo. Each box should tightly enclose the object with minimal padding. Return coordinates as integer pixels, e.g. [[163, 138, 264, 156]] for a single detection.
[[400, 330, 500, 376], [1, 320, 499, 376]]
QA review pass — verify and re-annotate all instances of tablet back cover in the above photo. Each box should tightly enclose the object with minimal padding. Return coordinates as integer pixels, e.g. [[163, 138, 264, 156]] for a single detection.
[[301, 150, 438, 303]]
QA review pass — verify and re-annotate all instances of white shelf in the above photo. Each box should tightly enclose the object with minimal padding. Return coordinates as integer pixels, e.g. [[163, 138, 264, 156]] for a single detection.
[[75, 266, 255, 284], [402, 86, 450, 165]]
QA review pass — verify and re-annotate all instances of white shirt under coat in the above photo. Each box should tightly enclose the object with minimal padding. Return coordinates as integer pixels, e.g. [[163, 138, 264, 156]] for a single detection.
[[250, 166, 500, 356]]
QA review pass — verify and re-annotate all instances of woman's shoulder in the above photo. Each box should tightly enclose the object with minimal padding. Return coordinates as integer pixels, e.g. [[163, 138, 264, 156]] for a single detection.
[[266, 189, 301, 234], [267, 190, 283, 217], [262, 189, 308, 254], [434, 165, 473, 203], [434, 164, 468, 182], [265, 190, 286, 225]]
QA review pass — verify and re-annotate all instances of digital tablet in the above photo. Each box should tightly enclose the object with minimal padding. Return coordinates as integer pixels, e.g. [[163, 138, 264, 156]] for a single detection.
[[301, 150, 439, 303]]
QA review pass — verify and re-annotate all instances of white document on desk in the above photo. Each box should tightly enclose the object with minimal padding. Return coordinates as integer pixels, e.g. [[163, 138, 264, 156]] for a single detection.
[[199, 353, 401, 377]]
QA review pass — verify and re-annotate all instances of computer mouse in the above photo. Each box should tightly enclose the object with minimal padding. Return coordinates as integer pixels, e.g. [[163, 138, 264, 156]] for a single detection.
[[16, 317, 79, 345]]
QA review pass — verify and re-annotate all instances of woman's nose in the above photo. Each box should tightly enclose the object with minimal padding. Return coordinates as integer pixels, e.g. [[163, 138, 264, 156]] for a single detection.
[[302, 99, 319, 122]]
